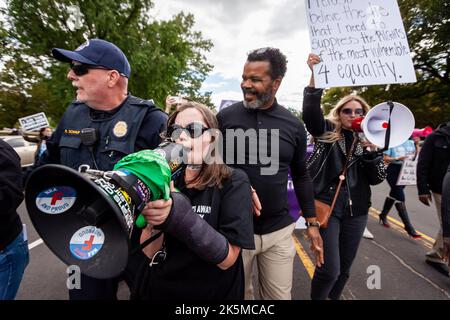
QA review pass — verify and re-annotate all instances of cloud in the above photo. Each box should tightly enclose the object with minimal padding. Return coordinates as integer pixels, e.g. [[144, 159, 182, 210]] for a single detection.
[[265, 0, 308, 41], [152, 0, 313, 110]]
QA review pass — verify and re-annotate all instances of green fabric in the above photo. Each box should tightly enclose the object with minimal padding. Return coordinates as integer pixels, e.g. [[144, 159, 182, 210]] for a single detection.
[[114, 150, 172, 228], [114, 149, 172, 200]]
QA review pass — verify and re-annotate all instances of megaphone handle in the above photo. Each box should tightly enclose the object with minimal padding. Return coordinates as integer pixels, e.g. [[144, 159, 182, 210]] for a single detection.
[[383, 101, 395, 151]]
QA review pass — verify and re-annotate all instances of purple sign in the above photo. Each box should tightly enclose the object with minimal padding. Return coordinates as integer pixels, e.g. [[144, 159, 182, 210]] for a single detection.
[[287, 172, 301, 220], [219, 99, 239, 111]]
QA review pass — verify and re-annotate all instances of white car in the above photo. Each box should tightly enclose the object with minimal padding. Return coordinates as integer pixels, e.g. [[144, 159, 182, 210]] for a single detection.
[[1, 135, 37, 167]]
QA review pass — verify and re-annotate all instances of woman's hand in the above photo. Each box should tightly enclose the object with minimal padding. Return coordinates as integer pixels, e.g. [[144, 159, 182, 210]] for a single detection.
[[141, 182, 176, 226], [307, 53, 321, 87], [361, 140, 378, 151], [307, 53, 321, 71], [165, 96, 184, 113]]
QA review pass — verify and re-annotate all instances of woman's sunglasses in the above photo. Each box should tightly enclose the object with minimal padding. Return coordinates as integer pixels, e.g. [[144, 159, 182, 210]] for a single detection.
[[70, 63, 110, 76], [341, 108, 365, 116], [167, 122, 209, 139]]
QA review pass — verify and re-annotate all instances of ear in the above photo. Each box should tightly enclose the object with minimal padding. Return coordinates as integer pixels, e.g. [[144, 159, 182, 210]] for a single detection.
[[107, 70, 121, 87], [272, 77, 282, 94]]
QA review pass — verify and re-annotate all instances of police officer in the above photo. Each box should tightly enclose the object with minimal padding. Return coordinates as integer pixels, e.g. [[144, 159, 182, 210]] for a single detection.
[[33, 38, 168, 299]]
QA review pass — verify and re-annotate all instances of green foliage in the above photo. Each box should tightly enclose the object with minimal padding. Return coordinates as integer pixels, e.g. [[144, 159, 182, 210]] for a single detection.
[[287, 107, 302, 120], [321, 0, 450, 127], [0, 0, 213, 128]]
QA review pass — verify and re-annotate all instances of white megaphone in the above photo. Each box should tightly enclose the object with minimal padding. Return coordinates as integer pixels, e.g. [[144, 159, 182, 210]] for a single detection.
[[352, 101, 415, 149]]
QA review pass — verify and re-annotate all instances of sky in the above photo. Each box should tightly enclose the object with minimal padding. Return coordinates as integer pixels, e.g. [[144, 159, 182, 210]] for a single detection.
[[151, 0, 313, 110]]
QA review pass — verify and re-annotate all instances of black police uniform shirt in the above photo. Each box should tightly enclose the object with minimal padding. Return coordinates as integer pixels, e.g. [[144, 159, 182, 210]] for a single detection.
[[217, 100, 316, 235], [38, 94, 168, 171], [143, 168, 255, 300]]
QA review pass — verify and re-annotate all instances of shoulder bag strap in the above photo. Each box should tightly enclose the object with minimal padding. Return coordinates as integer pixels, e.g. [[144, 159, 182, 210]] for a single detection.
[[328, 134, 358, 214]]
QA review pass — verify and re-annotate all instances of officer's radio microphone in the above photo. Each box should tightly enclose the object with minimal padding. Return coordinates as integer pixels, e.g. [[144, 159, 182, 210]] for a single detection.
[[80, 128, 99, 170]]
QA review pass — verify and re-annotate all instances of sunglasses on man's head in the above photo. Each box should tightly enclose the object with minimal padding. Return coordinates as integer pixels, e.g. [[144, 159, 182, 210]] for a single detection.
[[341, 108, 365, 116], [70, 63, 111, 76], [167, 122, 209, 140]]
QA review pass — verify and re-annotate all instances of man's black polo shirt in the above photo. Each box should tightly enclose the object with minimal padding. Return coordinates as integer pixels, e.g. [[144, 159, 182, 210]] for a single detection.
[[217, 100, 315, 235]]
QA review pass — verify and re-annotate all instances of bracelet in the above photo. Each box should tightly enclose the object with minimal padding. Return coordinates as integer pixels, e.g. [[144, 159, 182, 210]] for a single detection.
[[305, 221, 320, 228]]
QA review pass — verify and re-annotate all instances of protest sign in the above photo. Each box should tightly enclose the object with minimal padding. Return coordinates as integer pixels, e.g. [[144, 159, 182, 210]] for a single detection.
[[305, 0, 417, 88], [288, 171, 307, 229], [18, 112, 49, 132], [396, 159, 417, 186], [219, 99, 239, 111]]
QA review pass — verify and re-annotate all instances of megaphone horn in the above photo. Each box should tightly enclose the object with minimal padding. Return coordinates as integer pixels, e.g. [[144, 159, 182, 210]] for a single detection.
[[25, 141, 185, 279], [360, 101, 415, 149], [367, 120, 389, 132]]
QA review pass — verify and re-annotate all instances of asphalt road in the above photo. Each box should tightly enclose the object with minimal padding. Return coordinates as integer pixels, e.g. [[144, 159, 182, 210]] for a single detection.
[[16, 181, 450, 300]]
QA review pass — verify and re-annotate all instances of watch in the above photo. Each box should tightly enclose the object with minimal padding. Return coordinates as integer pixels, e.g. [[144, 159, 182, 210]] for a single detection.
[[305, 221, 321, 228]]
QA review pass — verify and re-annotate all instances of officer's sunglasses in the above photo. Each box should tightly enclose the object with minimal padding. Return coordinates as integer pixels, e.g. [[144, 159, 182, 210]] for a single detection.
[[70, 63, 110, 76], [167, 122, 209, 140]]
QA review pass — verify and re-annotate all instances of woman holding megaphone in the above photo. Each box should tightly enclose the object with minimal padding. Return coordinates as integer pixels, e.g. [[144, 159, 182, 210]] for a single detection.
[[302, 53, 387, 300], [130, 101, 255, 300]]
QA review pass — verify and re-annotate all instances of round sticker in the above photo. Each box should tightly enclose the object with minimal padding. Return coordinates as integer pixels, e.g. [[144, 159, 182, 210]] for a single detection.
[[113, 121, 128, 138], [36, 186, 77, 214], [69, 226, 105, 260]]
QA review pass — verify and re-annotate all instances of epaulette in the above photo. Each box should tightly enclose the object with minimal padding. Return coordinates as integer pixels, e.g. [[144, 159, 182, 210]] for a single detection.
[[128, 95, 156, 108]]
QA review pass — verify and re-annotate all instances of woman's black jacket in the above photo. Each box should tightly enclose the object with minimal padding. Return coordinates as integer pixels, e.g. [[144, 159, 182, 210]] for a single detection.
[[302, 87, 387, 216]]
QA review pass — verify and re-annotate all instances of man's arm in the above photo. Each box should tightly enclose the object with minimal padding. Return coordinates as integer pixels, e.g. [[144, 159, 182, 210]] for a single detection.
[[290, 123, 315, 218], [0, 142, 24, 214], [416, 135, 434, 206], [290, 122, 324, 267], [442, 168, 450, 238]]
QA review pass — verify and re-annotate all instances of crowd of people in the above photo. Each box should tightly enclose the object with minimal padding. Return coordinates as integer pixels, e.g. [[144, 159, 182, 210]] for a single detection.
[[1, 38, 449, 301]]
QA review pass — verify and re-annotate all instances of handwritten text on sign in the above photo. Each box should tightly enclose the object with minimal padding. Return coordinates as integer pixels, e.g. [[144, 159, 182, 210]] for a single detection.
[[305, 0, 417, 88], [396, 159, 417, 186]]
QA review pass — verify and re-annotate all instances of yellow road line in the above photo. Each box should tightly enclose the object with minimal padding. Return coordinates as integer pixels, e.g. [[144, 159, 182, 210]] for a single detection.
[[368, 207, 435, 244], [293, 235, 315, 279]]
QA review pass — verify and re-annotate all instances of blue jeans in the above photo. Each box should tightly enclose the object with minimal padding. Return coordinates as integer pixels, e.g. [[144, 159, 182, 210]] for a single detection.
[[386, 164, 406, 202], [0, 231, 29, 300]]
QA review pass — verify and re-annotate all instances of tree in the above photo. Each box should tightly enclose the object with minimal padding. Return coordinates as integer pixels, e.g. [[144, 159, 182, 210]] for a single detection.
[[287, 107, 302, 120], [321, 0, 450, 127], [0, 0, 213, 128]]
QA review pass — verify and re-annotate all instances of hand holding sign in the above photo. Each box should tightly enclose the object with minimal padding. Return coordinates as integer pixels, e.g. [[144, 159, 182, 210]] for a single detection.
[[307, 53, 322, 87]]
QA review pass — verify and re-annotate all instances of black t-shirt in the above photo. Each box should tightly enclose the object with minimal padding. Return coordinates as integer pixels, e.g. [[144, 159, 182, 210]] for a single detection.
[[217, 100, 315, 235], [0, 140, 23, 250], [143, 168, 254, 300]]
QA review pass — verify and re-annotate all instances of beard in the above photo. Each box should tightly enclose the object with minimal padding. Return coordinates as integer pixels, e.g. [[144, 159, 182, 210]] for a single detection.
[[242, 87, 274, 110]]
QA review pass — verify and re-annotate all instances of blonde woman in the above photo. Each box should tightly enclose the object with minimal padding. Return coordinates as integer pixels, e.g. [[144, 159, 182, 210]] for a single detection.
[[303, 53, 386, 300]]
